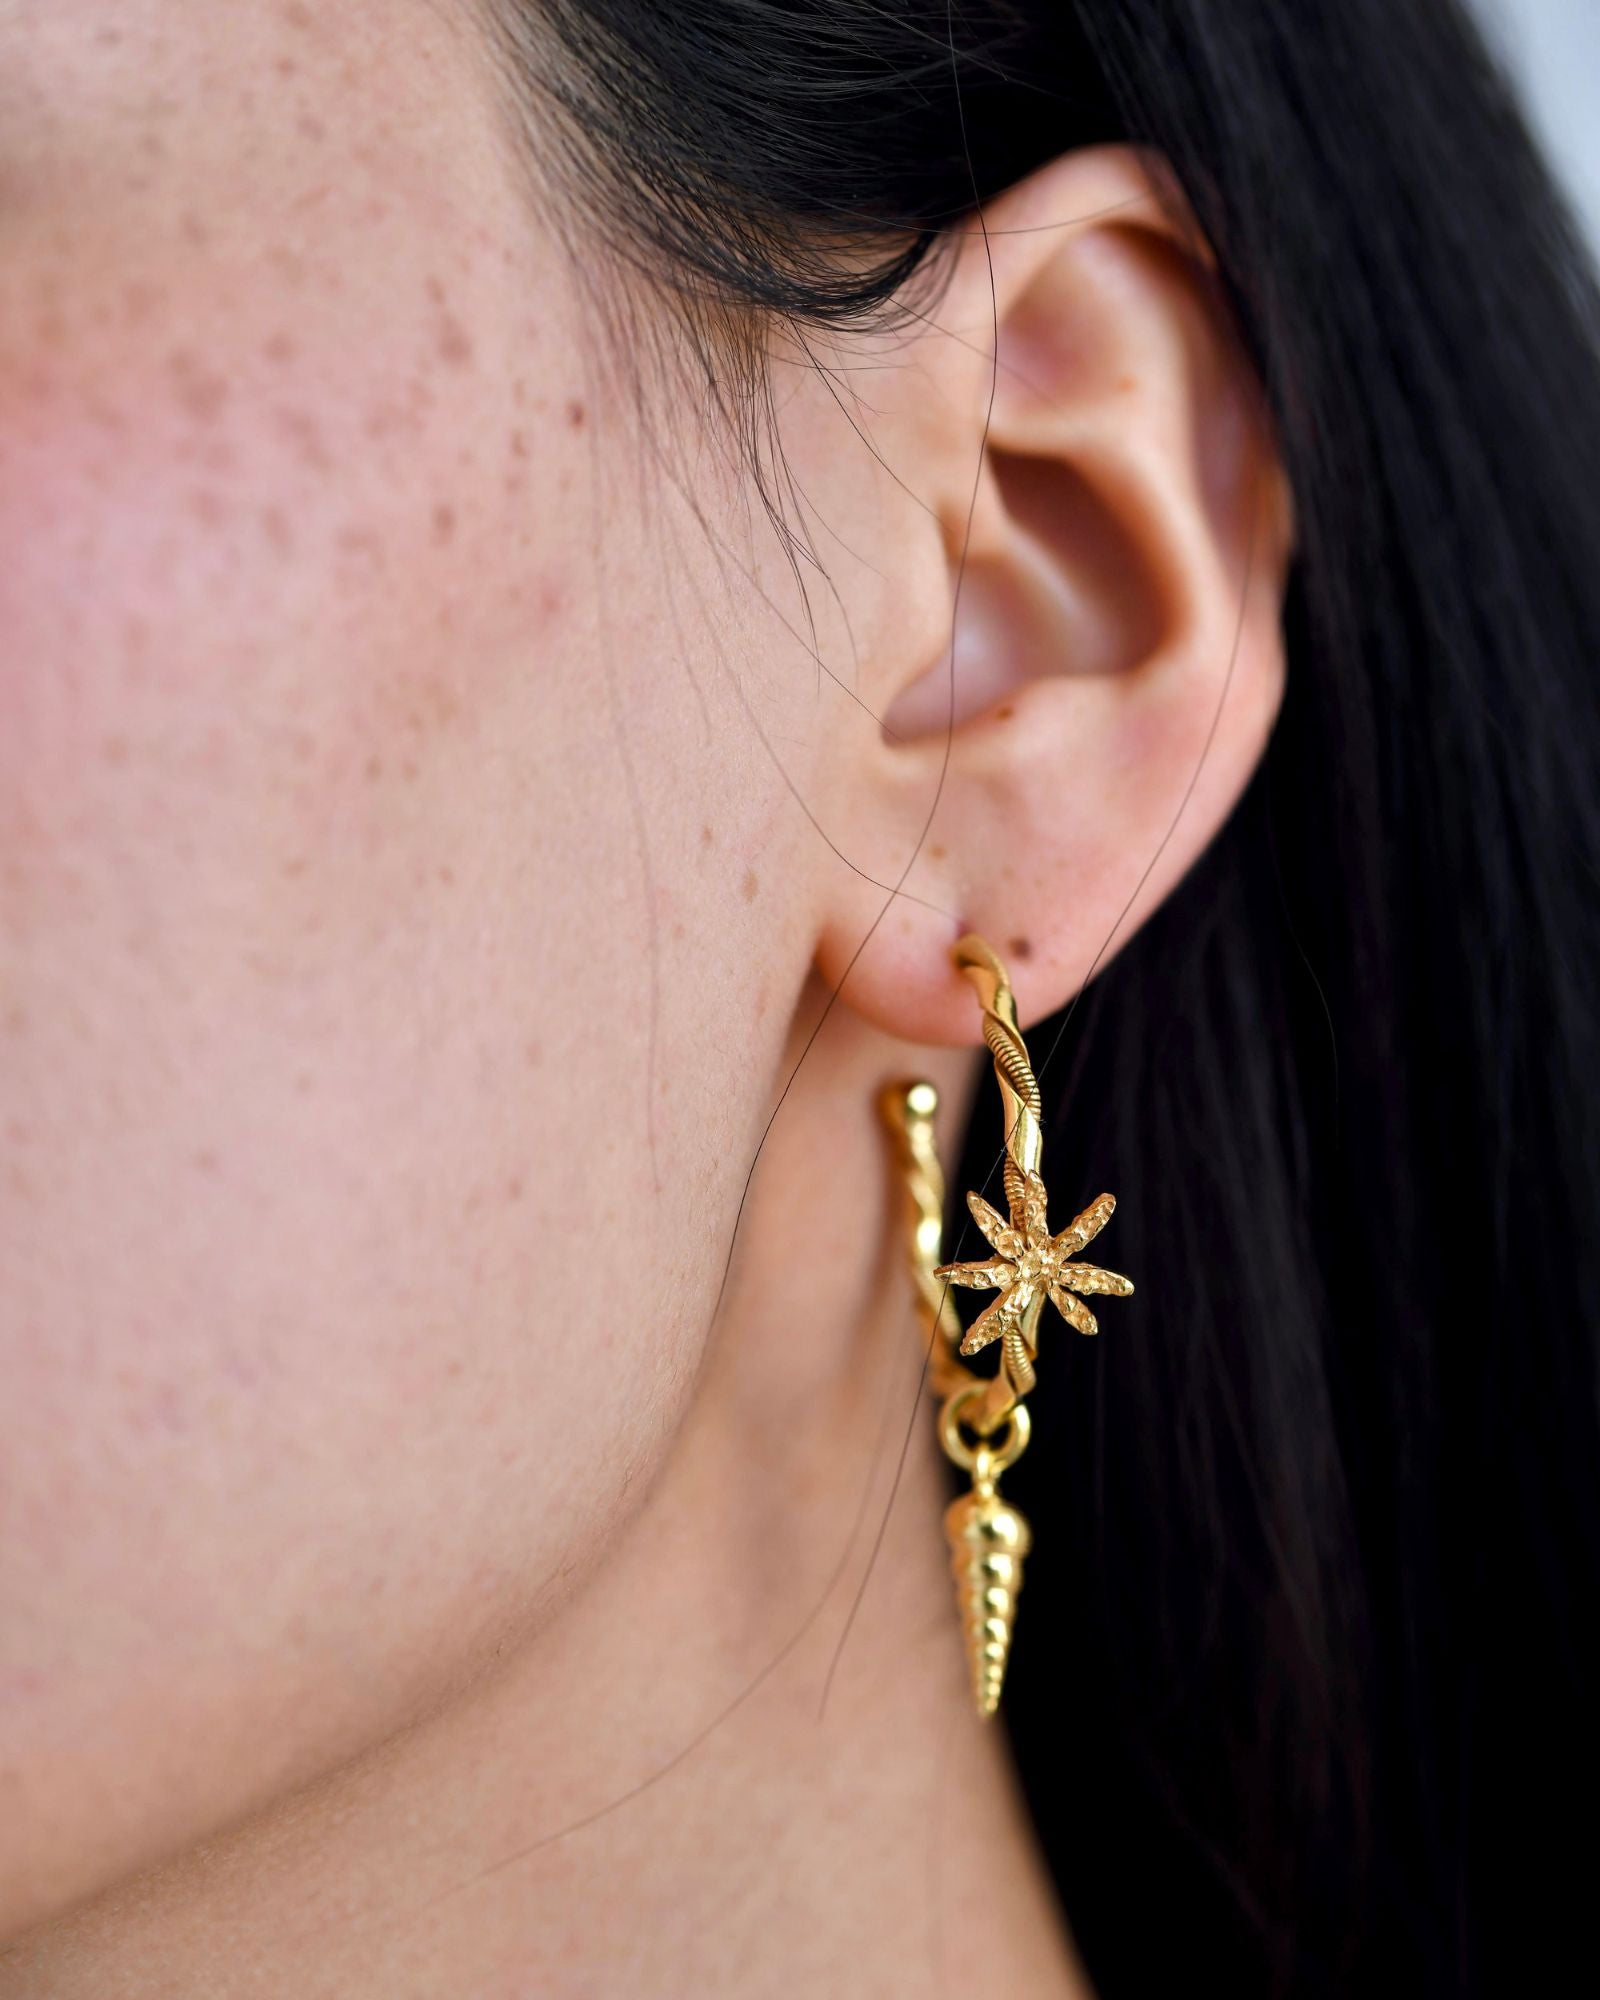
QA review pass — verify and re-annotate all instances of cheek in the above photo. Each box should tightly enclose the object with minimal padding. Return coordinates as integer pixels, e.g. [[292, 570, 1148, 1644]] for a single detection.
[[0, 225, 703, 1919]]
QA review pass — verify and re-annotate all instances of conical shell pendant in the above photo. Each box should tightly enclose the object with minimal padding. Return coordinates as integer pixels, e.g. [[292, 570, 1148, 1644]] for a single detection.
[[944, 1475, 1032, 1716]]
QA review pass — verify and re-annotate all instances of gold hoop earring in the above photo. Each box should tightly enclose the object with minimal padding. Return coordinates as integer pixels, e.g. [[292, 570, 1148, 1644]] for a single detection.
[[878, 932, 1134, 1716]]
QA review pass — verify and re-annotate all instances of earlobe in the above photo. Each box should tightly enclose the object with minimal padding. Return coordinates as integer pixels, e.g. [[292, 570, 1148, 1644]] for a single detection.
[[808, 144, 1294, 1050]]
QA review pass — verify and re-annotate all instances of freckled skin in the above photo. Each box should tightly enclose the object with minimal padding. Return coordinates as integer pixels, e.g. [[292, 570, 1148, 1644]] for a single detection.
[[0, 0, 826, 1945]]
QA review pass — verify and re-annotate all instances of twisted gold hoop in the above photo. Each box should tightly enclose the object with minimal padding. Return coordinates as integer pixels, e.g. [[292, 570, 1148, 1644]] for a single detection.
[[878, 931, 1135, 1716]]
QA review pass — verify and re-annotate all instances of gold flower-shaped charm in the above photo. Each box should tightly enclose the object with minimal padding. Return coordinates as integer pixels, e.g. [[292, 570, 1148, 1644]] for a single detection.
[[935, 1168, 1134, 1357]]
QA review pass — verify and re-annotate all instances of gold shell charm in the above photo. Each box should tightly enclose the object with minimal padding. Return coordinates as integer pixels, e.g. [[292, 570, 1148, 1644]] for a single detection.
[[878, 933, 1134, 1718], [942, 1409, 1034, 1715]]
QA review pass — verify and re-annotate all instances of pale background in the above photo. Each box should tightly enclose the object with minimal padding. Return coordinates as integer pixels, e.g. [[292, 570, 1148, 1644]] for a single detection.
[[1475, 0, 1600, 250]]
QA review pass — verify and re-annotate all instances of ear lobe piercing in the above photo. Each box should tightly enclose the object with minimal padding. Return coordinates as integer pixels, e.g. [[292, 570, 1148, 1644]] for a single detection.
[[878, 932, 1134, 1716]]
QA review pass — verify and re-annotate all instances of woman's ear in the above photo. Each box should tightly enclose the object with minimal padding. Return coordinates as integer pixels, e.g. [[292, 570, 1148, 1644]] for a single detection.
[[795, 143, 1295, 1046]]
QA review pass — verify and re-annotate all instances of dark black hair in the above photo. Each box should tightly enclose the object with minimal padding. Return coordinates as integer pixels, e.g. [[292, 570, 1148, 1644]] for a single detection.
[[483, 4, 1600, 1994]]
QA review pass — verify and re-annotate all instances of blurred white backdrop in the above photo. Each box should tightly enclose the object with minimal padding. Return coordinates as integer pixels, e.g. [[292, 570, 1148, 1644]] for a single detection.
[[1475, 0, 1600, 250]]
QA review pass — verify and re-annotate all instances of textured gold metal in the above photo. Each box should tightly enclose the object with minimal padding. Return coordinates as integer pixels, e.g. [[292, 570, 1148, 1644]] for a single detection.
[[878, 932, 1134, 1717]]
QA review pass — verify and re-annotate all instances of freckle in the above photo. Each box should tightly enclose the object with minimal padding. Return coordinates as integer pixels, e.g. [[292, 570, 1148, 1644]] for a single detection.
[[505, 1174, 524, 1203], [1008, 935, 1033, 961], [261, 505, 294, 554], [565, 398, 585, 429], [1116, 374, 1136, 392], [264, 330, 297, 365], [671, 920, 686, 940], [94, 24, 123, 43], [401, 758, 419, 782], [431, 501, 456, 545], [994, 703, 1014, 721], [297, 112, 326, 143], [123, 280, 163, 325], [437, 315, 473, 368], [274, 54, 299, 77], [192, 1148, 220, 1176], [180, 211, 210, 248], [265, 242, 310, 288], [101, 734, 130, 767], [524, 1039, 543, 1067], [87, 394, 128, 432], [169, 349, 230, 424], [282, 0, 314, 28], [275, 405, 331, 469], [295, 1068, 315, 1094], [337, 523, 386, 569], [282, 855, 310, 877], [701, 824, 714, 848], [537, 577, 563, 619], [425, 275, 445, 305], [364, 754, 384, 782], [741, 869, 759, 902], [140, 130, 166, 161], [928, 842, 946, 860], [512, 378, 527, 408], [509, 429, 528, 458]]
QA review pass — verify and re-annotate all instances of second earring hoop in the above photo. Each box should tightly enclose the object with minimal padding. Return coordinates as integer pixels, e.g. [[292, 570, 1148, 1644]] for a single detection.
[[879, 932, 1135, 1716]]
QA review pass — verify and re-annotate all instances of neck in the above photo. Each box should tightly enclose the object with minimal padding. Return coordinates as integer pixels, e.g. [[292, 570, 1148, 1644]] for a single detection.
[[3, 980, 1092, 2000]]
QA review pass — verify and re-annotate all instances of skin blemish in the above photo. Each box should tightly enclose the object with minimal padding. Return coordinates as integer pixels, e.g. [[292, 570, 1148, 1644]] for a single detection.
[[260, 505, 294, 555], [431, 502, 456, 545], [701, 824, 714, 849], [274, 405, 332, 470], [928, 842, 946, 860], [167, 350, 230, 424], [1008, 935, 1033, 961], [274, 54, 300, 78], [102, 734, 130, 767], [281, 0, 314, 28], [336, 524, 386, 570], [505, 1175, 524, 1204], [297, 113, 327, 144], [993, 703, 1015, 721], [509, 430, 529, 458], [524, 1040, 543, 1068], [565, 398, 586, 429], [364, 755, 384, 782], [123, 281, 165, 326], [537, 577, 563, 619], [741, 869, 759, 903], [263, 331, 297, 366], [188, 489, 229, 529], [437, 315, 473, 368], [180, 213, 211, 249]]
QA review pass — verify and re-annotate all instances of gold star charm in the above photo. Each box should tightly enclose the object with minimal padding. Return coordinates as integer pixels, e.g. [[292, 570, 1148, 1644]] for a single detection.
[[935, 1167, 1133, 1365]]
